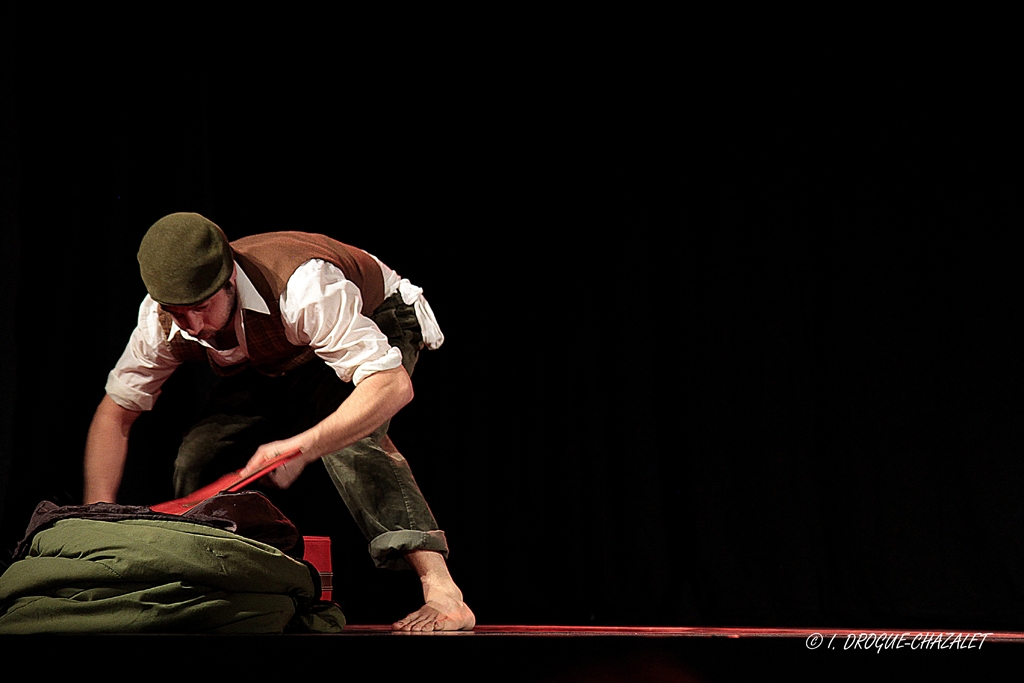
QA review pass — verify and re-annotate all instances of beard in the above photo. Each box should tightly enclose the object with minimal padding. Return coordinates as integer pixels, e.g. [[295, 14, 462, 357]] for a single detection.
[[208, 282, 239, 348]]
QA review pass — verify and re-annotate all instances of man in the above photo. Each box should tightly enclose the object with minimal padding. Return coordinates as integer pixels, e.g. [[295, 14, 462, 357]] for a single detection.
[[83, 212, 474, 631]]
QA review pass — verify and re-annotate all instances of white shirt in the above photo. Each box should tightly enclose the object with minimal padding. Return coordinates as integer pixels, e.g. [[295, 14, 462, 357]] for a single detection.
[[105, 255, 443, 412]]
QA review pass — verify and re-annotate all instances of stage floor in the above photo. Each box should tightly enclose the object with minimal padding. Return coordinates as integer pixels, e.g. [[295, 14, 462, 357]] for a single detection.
[[5, 624, 1016, 680], [340, 623, 1024, 642], [314, 624, 1022, 680]]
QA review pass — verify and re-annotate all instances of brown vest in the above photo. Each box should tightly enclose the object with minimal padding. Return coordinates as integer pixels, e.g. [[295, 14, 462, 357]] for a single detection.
[[159, 232, 386, 376]]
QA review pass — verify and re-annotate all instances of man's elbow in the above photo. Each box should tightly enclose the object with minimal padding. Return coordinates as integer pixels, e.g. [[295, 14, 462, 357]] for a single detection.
[[395, 367, 414, 407], [94, 394, 141, 436], [362, 365, 414, 410]]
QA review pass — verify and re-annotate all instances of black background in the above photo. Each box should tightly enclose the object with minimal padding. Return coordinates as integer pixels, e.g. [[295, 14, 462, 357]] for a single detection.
[[2, 31, 1022, 636]]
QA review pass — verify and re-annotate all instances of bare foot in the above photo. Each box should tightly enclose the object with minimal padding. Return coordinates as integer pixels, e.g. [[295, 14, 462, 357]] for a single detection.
[[395, 549, 475, 631], [392, 597, 476, 632]]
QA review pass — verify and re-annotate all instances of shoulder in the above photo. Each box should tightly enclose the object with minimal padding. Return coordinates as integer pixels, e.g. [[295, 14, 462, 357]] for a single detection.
[[137, 295, 170, 341], [283, 260, 358, 307]]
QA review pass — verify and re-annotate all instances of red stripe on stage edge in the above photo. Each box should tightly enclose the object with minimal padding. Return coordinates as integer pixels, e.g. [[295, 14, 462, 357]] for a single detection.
[[337, 625, 1024, 641]]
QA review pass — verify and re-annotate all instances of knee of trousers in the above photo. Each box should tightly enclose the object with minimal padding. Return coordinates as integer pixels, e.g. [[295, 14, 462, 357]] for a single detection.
[[321, 441, 440, 535], [173, 437, 220, 478], [171, 421, 254, 496], [322, 442, 418, 492]]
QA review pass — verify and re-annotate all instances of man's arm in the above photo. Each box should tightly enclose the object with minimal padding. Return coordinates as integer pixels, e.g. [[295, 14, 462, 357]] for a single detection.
[[83, 394, 142, 503], [239, 365, 414, 488]]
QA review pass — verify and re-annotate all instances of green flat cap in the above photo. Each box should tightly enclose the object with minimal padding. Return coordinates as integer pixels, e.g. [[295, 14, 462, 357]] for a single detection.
[[138, 212, 234, 305]]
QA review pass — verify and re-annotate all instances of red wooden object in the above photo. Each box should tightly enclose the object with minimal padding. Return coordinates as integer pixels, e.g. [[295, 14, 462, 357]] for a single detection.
[[149, 449, 303, 514]]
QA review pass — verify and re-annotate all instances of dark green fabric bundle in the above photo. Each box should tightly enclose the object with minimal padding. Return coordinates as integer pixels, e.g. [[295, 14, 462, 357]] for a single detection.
[[0, 517, 345, 634]]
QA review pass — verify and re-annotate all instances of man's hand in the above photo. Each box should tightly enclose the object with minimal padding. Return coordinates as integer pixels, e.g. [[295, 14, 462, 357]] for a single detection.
[[241, 441, 310, 489], [238, 366, 414, 490]]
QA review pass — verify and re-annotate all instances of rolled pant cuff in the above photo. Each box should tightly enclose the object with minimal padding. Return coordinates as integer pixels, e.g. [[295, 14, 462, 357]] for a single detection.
[[369, 530, 449, 570]]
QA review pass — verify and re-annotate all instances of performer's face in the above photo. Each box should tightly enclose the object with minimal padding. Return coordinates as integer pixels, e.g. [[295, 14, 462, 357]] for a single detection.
[[162, 282, 237, 340]]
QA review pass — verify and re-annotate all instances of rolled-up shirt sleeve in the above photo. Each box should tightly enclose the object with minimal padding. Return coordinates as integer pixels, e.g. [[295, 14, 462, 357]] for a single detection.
[[105, 296, 183, 412], [280, 260, 403, 385]]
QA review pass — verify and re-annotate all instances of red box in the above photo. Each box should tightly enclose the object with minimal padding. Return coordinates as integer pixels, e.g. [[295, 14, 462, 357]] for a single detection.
[[302, 536, 333, 602]]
